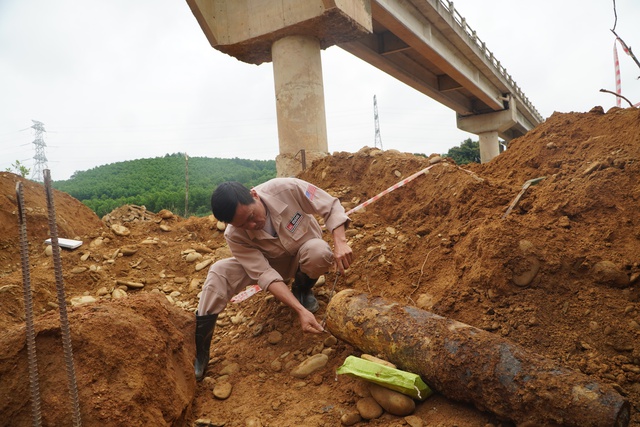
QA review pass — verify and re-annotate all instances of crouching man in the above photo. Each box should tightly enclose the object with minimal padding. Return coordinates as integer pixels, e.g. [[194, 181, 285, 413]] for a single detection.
[[194, 177, 353, 381]]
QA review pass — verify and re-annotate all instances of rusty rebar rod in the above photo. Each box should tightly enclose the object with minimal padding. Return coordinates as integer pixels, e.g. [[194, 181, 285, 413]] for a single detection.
[[326, 289, 630, 427], [16, 182, 42, 427], [43, 170, 82, 427]]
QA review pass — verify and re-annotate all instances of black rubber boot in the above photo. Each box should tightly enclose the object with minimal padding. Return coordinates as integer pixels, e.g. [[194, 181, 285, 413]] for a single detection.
[[194, 312, 218, 381], [292, 270, 319, 313]]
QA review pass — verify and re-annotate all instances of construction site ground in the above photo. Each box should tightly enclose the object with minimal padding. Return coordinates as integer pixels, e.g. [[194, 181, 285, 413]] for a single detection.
[[1, 106, 640, 426]]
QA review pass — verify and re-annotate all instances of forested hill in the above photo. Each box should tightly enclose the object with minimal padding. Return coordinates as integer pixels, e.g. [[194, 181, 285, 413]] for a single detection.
[[53, 154, 276, 218]]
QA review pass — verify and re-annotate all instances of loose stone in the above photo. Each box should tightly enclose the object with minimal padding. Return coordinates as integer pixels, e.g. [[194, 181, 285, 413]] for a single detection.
[[219, 362, 239, 376], [592, 261, 629, 288], [70, 295, 97, 306], [111, 224, 130, 236], [116, 280, 144, 289], [290, 353, 328, 379], [112, 288, 127, 299], [189, 278, 201, 291], [230, 314, 245, 325], [356, 397, 383, 420], [158, 209, 174, 219], [340, 412, 362, 426], [270, 359, 282, 372], [252, 324, 264, 336], [323, 335, 338, 347], [90, 237, 104, 248], [96, 287, 109, 296], [368, 382, 415, 416], [120, 246, 138, 256], [321, 348, 334, 356], [267, 330, 283, 344], [361, 354, 396, 368], [213, 382, 233, 400], [196, 259, 213, 271], [512, 256, 540, 287], [185, 252, 203, 262], [405, 415, 424, 427]]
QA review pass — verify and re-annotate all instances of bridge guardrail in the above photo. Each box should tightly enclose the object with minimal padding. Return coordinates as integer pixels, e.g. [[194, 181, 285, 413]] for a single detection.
[[439, 1, 545, 123]]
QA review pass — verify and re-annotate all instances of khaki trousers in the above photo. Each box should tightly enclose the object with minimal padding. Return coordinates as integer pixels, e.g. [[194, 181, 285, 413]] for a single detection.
[[197, 238, 333, 315]]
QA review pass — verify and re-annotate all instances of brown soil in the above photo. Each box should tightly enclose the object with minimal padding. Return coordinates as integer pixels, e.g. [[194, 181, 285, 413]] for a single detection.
[[1, 106, 640, 427]]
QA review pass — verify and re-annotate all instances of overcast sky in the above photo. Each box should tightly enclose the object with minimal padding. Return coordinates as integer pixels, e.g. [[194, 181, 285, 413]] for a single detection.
[[1, 0, 639, 181]]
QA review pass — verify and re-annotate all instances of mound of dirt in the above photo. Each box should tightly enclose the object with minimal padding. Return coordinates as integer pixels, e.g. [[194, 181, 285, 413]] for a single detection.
[[0, 172, 105, 273], [0, 106, 639, 426], [0, 293, 194, 426]]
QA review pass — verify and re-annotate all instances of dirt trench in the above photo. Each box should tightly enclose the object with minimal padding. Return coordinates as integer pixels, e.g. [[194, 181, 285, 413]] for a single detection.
[[1, 106, 640, 426]]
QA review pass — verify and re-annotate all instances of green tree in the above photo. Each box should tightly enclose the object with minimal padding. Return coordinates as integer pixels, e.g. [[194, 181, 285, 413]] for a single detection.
[[444, 138, 480, 165], [5, 160, 30, 177], [53, 155, 276, 217]]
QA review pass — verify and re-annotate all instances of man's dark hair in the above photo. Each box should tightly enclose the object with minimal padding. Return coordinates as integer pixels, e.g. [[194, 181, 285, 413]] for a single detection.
[[210, 181, 254, 223]]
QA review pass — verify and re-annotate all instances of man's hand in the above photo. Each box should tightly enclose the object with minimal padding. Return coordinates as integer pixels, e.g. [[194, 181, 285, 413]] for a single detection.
[[267, 281, 324, 333], [332, 224, 353, 275], [298, 309, 324, 334]]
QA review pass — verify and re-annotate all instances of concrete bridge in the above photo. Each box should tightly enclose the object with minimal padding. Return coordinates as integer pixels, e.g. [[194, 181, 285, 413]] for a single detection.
[[187, 0, 544, 175]]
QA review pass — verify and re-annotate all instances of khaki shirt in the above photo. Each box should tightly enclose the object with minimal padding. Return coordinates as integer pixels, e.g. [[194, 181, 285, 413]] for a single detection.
[[224, 178, 350, 289]]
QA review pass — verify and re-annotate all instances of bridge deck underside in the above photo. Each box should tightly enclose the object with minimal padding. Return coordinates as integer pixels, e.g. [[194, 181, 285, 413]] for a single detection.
[[339, 0, 541, 140], [342, 21, 498, 117]]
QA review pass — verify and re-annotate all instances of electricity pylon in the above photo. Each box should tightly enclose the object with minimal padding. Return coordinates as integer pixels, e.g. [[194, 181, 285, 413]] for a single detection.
[[30, 120, 48, 182]]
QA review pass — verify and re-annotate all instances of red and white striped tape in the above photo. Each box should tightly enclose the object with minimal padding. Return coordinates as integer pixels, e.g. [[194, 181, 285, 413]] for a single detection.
[[614, 38, 639, 108], [614, 38, 623, 108], [230, 284, 261, 303], [346, 163, 439, 216]]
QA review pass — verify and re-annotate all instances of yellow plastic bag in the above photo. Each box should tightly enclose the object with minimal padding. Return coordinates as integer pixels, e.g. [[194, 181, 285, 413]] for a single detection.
[[336, 355, 433, 400]]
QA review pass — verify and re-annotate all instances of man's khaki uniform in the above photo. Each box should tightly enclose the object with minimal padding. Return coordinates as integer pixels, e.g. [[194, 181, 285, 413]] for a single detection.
[[198, 178, 350, 315]]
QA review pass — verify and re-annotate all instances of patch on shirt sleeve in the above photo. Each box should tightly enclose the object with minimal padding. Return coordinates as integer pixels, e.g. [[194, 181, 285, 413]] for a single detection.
[[305, 184, 317, 201], [286, 212, 303, 233]]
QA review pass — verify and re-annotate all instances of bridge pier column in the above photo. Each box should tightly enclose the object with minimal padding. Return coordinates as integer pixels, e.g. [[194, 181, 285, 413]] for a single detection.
[[478, 131, 500, 163], [456, 97, 518, 163], [186, 0, 372, 177], [272, 35, 328, 177]]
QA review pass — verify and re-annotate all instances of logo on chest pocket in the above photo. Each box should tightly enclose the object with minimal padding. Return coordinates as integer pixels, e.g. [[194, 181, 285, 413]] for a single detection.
[[286, 212, 303, 233]]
